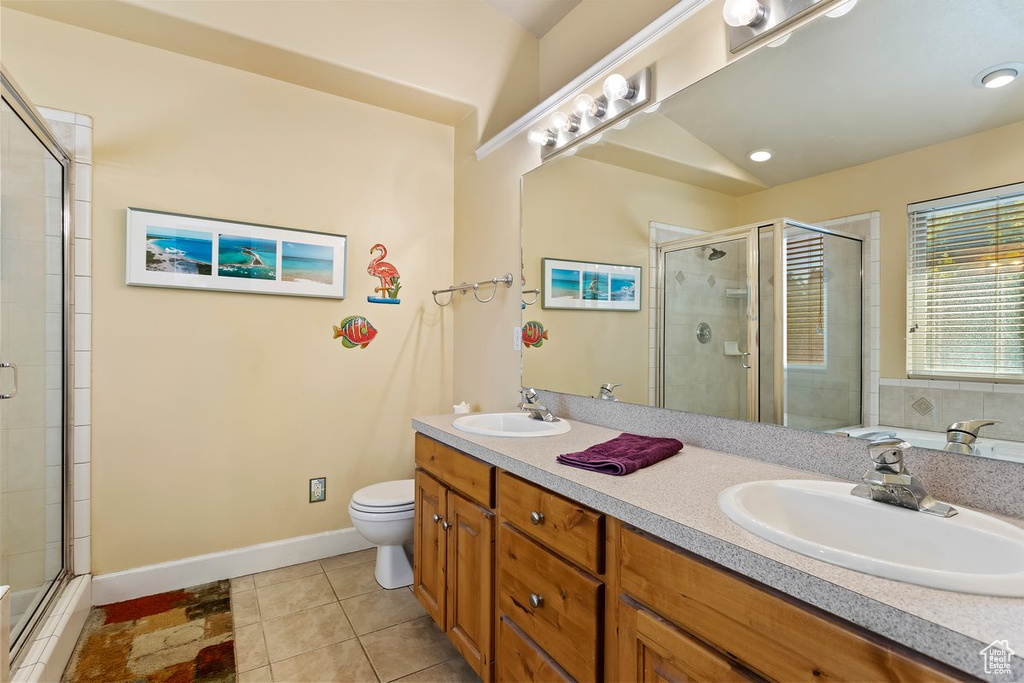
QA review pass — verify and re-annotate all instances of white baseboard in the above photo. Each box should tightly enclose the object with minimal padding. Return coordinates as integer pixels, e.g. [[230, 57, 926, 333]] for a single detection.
[[92, 527, 371, 605]]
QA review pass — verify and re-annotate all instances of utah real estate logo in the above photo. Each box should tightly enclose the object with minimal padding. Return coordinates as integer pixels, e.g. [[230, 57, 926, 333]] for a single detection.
[[980, 640, 1015, 676]]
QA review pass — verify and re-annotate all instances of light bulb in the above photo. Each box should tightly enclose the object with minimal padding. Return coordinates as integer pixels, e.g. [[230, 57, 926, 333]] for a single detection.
[[603, 74, 635, 102], [722, 0, 766, 27], [612, 119, 630, 130], [586, 133, 603, 145], [825, 0, 856, 18], [643, 102, 661, 114], [982, 68, 1019, 89], [573, 94, 605, 118], [527, 128, 555, 147], [549, 111, 580, 133], [748, 149, 772, 162]]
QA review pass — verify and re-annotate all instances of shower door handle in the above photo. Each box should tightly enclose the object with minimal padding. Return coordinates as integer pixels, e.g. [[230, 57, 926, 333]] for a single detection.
[[740, 352, 752, 370], [0, 362, 18, 399]]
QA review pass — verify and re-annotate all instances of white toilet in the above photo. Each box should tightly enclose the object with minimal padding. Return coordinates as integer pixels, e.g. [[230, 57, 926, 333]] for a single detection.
[[348, 479, 416, 589]]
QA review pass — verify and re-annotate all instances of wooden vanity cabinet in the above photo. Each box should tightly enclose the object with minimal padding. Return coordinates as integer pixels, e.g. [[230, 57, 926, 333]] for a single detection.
[[616, 526, 965, 683], [496, 472, 607, 682], [412, 435, 495, 681]]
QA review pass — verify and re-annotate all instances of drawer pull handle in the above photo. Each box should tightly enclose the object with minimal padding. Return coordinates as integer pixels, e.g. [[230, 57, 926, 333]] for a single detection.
[[530, 511, 545, 525], [442, 520, 452, 531], [529, 594, 544, 609], [432, 514, 443, 523]]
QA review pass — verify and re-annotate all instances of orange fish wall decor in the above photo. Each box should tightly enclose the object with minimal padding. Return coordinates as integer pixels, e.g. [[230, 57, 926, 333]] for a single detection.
[[522, 320, 548, 348], [333, 315, 378, 349]]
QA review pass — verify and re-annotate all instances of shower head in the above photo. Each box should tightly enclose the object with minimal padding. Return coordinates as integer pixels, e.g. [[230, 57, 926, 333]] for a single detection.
[[708, 247, 727, 261]]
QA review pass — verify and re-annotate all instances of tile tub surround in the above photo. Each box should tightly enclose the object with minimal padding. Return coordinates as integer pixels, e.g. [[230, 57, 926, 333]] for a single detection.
[[879, 380, 1024, 442], [230, 549, 479, 683], [413, 413, 1024, 680]]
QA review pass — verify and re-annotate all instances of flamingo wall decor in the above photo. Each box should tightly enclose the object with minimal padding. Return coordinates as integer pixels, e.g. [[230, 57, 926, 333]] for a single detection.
[[366, 243, 402, 304]]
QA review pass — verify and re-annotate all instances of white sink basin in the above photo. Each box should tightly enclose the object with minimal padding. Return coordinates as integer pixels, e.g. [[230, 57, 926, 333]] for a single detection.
[[452, 412, 571, 438], [718, 480, 1024, 596]]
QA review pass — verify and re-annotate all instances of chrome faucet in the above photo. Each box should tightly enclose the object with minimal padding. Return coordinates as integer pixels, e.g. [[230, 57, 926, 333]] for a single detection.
[[599, 383, 621, 401], [943, 419, 999, 455], [518, 388, 558, 422], [851, 438, 957, 517]]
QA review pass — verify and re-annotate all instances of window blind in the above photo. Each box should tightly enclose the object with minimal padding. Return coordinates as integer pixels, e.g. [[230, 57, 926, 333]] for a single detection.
[[907, 185, 1024, 381], [786, 234, 825, 366]]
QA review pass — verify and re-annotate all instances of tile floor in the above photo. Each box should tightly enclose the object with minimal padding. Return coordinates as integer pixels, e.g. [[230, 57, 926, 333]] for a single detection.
[[230, 549, 480, 682]]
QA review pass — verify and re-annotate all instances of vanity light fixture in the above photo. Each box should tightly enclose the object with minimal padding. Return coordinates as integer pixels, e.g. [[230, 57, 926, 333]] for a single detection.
[[748, 149, 773, 162], [527, 68, 652, 160], [723, 0, 767, 28], [724, 0, 822, 53], [527, 128, 556, 147]]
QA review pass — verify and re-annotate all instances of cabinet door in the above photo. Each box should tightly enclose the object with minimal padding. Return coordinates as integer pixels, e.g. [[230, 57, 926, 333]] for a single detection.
[[413, 469, 447, 628], [446, 491, 495, 680], [619, 597, 761, 683]]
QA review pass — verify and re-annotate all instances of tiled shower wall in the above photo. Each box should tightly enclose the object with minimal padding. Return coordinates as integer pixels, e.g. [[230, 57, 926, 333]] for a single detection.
[[879, 379, 1024, 441]]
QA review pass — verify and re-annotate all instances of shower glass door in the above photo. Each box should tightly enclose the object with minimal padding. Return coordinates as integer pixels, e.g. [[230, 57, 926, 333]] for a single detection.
[[1, 84, 69, 652], [660, 233, 757, 419]]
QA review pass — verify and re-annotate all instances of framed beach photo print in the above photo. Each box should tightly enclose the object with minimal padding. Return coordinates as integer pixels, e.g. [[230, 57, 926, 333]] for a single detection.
[[542, 257, 641, 311], [126, 208, 347, 299]]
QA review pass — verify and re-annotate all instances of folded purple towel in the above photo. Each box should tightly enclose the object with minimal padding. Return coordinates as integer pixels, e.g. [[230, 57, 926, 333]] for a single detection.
[[556, 433, 683, 476]]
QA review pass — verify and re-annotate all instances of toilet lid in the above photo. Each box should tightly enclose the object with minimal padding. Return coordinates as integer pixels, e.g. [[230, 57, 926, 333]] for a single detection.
[[352, 479, 415, 508]]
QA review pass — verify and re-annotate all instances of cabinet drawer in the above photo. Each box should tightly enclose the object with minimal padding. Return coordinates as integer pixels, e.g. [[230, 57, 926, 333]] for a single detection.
[[415, 433, 494, 508], [619, 527, 961, 682], [497, 616, 572, 683], [497, 523, 602, 683], [498, 471, 605, 574]]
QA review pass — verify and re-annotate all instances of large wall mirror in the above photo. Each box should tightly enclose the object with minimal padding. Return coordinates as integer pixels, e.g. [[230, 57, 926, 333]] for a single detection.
[[522, 0, 1024, 445]]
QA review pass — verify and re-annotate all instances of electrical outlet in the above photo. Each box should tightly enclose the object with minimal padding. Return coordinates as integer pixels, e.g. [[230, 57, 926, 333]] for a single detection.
[[513, 326, 522, 351], [309, 477, 326, 503]]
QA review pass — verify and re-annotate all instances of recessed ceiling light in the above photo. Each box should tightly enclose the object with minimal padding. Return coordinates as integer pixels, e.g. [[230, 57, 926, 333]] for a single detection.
[[974, 63, 1024, 89], [982, 68, 1019, 89], [748, 149, 772, 162]]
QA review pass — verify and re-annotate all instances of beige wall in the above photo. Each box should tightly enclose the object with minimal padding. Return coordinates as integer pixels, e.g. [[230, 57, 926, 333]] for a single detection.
[[2, 10, 455, 573], [735, 120, 1024, 378], [521, 155, 737, 404]]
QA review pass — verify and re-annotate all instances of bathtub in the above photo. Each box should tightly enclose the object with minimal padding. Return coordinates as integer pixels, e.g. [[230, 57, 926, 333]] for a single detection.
[[840, 425, 1024, 464]]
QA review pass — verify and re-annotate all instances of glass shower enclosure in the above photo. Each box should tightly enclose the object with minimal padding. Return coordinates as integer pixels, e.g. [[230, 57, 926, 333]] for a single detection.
[[1, 71, 72, 659], [658, 219, 863, 430]]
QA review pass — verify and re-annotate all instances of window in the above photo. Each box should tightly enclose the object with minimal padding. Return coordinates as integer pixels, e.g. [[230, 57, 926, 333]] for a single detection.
[[907, 184, 1024, 381], [786, 234, 826, 366]]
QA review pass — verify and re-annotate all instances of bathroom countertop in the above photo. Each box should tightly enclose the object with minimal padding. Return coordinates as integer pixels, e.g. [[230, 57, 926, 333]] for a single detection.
[[413, 414, 1024, 681]]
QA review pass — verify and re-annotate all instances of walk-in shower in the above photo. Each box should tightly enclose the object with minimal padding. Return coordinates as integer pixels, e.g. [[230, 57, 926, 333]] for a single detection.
[[658, 218, 863, 430], [1, 71, 73, 662]]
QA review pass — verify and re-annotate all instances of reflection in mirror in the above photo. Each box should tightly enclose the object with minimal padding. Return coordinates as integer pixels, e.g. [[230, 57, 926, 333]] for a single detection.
[[521, 0, 1024, 451]]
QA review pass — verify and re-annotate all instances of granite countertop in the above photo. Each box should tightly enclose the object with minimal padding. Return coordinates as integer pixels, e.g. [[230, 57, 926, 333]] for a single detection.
[[413, 413, 1024, 680]]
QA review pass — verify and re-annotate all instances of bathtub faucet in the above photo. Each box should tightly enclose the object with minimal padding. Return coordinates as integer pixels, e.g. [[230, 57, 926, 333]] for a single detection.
[[943, 419, 999, 455], [851, 438, 957, 517]]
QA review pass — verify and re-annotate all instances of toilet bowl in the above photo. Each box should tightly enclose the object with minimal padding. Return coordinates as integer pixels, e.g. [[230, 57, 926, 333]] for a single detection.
[[349, 479, 415, 589]]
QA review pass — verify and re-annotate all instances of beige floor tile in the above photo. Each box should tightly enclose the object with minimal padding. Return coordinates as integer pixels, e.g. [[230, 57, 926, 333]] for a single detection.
[[326, 561, 383, 601], [395, 657, 480, 682], [232, 589, 261, 629], [256, 573, 337, 620], [360, 616, 459, 682], [253, 560, 323, 588], [320, 548, 376, 572], [271, 639, 379, 683], [234, 622, 269, 673], [230, 575, 255, 594], [263, 602, 355, 663], [342, 587, 426, 635], [237, 664, 273, 682]]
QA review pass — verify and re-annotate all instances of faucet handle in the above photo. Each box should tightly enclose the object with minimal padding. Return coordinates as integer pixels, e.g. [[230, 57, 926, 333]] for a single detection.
[[521, 387, 538, 404], [600, 383, 621, 395], [868, 438, 910, 470], [947, 419, 999, 436]]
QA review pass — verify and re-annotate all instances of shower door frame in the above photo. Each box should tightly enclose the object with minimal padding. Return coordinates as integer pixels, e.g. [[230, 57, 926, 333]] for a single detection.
[[1, 68, 75, 664], [657, 218, 864, 426], [657, 224, 765, 421]]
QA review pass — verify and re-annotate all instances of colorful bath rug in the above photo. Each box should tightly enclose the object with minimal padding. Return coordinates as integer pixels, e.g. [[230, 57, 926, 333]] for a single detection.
[[63, 581, 235, 683]]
